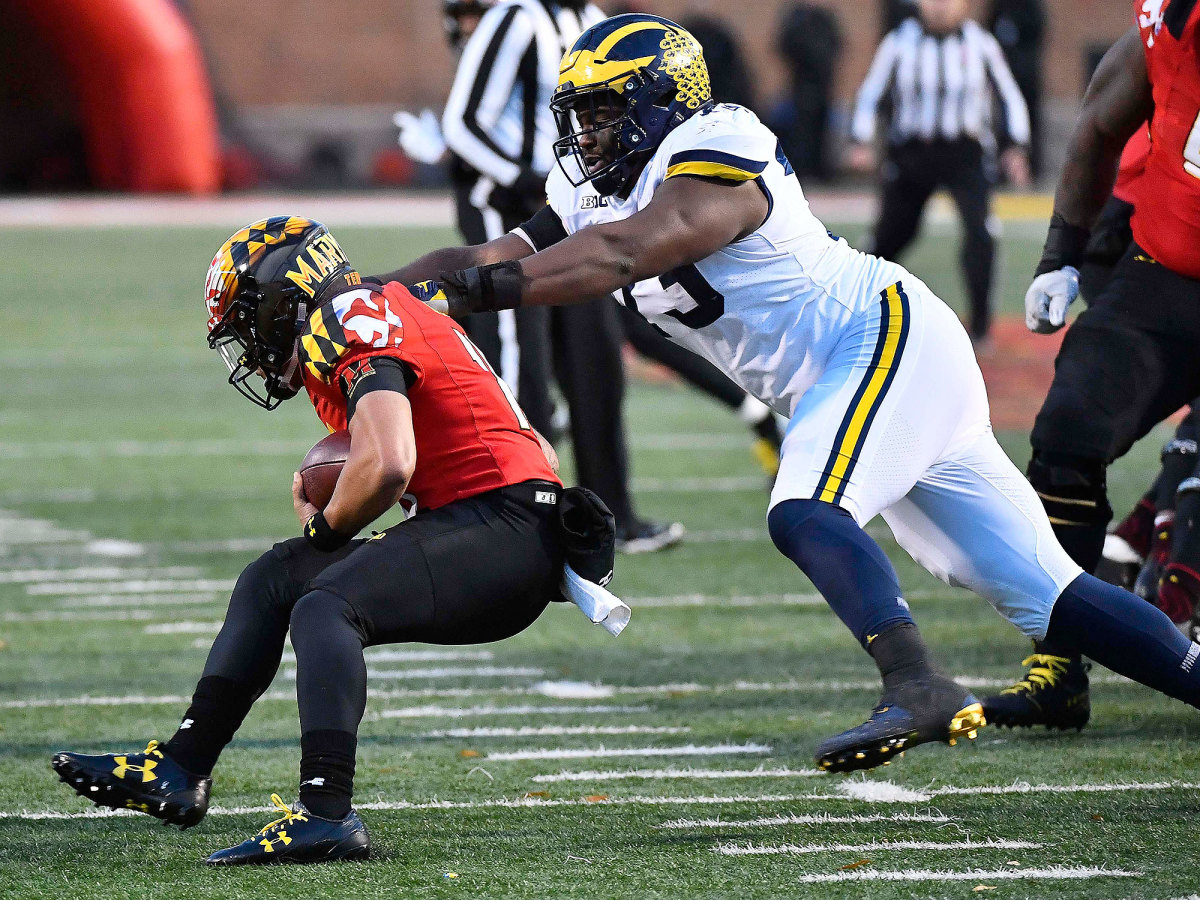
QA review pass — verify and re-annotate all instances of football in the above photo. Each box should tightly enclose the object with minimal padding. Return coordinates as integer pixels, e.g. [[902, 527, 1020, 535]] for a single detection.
[[300, 429, 351, 509]]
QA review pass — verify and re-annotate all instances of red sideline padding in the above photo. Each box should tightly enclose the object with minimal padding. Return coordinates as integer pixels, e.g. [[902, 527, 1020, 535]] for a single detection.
[[20, 0, 219, 193]]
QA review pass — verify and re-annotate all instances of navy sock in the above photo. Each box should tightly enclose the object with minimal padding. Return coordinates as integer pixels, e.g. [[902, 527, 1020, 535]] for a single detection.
[[768, 499, 914, 648], [1045, 573, 1200, 708]]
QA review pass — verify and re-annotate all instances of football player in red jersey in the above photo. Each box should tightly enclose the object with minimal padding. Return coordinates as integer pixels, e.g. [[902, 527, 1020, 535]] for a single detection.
[[49, 217, 607, 865], [989, 0, 1200, 730]]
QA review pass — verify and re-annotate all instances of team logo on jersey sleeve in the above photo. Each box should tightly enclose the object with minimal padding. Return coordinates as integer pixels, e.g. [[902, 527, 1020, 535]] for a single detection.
[[300, 289, 404, 383]]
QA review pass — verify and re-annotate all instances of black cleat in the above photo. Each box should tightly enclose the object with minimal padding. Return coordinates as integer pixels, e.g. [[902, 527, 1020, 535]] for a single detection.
[[816, 674, 984, 773], [51, 740, 211, 829], [981, 653, 1091, 731], [204, 794, 370, 866]]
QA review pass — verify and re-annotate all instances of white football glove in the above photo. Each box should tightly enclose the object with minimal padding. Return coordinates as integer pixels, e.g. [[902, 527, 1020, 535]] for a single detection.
[[1024, 265, 1080, 334], [393, 109, 446, 165]]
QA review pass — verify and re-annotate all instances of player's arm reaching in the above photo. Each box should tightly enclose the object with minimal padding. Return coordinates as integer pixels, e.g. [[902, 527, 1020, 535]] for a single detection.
[[294, 362, 417, 547], [420, 176, 767, 318], [372, 232, 534, 286], [1026, 26, 1153, 333]]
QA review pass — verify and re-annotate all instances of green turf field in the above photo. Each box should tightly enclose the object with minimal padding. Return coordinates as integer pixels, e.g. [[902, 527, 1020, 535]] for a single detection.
[[0, 220, 1194, 898]]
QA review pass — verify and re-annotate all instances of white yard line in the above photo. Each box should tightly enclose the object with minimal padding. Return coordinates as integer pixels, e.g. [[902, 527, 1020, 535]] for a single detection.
[[375, 704, 651, 719], [794, 866, 1140, 884], [927, 780, 1200, 797], [1, 673, 1139, 706], [632, 593, 824, 609], [282, 666, 545, 680], [716, 838, 1042, 856], [486, 742, 771, 761], [533, 766, 821, 783], [0, 566, 199, 584], [143, 621, 223, 634], [59, 594, 225, 609], [0, 792, 837, 821], [660, 812, 953, 829], [28, 579, 236, 596], [421, 725, 689, 738], [283, 649, 495, 664]]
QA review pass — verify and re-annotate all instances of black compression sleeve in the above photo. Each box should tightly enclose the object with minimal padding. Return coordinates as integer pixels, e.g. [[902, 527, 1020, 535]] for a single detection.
[[338, 356, 414, 420], [516, 204, 568, 251]]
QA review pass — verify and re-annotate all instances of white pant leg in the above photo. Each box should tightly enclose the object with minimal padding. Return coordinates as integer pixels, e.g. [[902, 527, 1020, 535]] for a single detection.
[[770, 278, 981, 525], [882, 431, 1084, 639]]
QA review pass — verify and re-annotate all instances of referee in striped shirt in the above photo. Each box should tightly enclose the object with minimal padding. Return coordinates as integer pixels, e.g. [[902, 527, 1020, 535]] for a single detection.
[[441, 0, 604, 436], [849, 0, 1031, 343]]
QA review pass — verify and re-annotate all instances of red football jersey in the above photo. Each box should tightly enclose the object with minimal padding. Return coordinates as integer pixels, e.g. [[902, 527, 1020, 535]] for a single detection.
[[298, 281, 558, 512], [1132, 0, 1200, 277]]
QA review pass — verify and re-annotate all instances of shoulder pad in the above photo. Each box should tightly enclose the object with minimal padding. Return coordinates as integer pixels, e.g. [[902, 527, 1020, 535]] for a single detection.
[[300, 288, 405, 382]]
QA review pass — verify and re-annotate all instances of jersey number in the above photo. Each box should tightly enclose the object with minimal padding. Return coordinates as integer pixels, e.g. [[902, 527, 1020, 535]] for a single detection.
[[453, 330, 531, 430], [1185, 111, 1200, 178], [623, 264, 725, 330]]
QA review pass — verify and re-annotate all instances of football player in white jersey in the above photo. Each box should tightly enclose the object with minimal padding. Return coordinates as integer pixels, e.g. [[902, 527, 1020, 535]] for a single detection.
[[380, 13, 1200, 772]]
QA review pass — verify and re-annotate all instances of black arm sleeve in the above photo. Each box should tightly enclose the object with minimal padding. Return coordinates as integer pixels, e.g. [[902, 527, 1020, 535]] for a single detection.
[[515, 204, 568, 251], [338, 356, 416, 420]]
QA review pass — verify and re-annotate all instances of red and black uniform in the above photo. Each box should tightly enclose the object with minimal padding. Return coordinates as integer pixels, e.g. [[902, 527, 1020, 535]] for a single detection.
[[1078, 127, 1149, 301], [1030, 0, 1200, 574], [300, 281, 558, 511], [178, 282, 568, 819]]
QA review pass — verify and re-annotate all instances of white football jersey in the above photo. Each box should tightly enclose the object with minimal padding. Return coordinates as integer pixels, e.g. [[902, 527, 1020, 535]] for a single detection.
[[544, 104, 910, 416]]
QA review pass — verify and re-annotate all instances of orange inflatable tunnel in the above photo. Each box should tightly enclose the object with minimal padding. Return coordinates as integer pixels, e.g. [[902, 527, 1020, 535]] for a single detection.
[[20, 0, 220, 193]]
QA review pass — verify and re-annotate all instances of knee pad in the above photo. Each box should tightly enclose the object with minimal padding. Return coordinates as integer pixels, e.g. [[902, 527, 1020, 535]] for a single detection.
[[1027, 452, 1113, 527]]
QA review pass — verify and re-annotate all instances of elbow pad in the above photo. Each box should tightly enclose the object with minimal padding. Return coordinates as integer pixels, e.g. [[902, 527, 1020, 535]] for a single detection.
[[439, 260, 524, 316]]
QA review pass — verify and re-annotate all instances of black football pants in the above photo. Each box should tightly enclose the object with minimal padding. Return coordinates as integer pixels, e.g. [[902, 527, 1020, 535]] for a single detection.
[[168, 482, 563, 775], [870, 138, 995, 340]]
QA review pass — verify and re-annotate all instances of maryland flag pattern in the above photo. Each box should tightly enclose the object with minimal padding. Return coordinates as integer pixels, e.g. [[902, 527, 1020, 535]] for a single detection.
[[299, 289, 405, 383], [204, 216, 314, 331]]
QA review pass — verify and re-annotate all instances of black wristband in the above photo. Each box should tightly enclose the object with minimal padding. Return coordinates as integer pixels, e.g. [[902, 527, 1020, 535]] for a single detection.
[[439, 260, 524, 315], [304, 511, 352, 552], [1035, 213, 1091, 276]]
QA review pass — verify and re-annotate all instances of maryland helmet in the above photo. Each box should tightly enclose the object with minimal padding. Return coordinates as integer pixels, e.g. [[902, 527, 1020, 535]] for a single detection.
[[551, 14, 712, 197], [204, 216, 356, 409]]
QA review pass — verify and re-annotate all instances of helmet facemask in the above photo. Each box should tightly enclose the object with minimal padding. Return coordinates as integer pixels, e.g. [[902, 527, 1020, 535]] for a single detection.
[[207, 277, 307, 411], [552, 77, 662, 197]]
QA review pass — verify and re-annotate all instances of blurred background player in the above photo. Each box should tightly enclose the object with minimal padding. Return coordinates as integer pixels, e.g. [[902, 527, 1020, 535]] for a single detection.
[[989, 1, 1200, 730], [986, 0, 1047, 178], [849, 0, 1032, 345]]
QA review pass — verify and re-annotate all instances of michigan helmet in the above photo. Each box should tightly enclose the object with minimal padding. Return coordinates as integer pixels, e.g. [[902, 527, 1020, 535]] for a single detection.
[[552, 14, 712, 197], [204, 216, 356, 409]]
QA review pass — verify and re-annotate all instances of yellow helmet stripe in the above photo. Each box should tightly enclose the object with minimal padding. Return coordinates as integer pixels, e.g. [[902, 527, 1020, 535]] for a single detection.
[[559, 52, 657, 90]]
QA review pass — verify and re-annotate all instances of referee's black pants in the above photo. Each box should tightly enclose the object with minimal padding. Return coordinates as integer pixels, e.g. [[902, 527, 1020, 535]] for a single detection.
[[870, 138, 996, 340]]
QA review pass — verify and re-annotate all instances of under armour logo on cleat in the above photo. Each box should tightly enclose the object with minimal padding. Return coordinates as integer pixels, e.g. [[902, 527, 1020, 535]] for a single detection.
[[259, 830, 293, 852], [301, 777, 325, 787], [179, 718, 193, 730], [112, 756, 158, 783]]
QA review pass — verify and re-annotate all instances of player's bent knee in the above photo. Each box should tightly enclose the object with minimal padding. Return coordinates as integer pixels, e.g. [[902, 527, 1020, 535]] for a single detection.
[[229, 546, 299, 619], [767, 499, 852, 567], [289, 590, 364, 652]]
